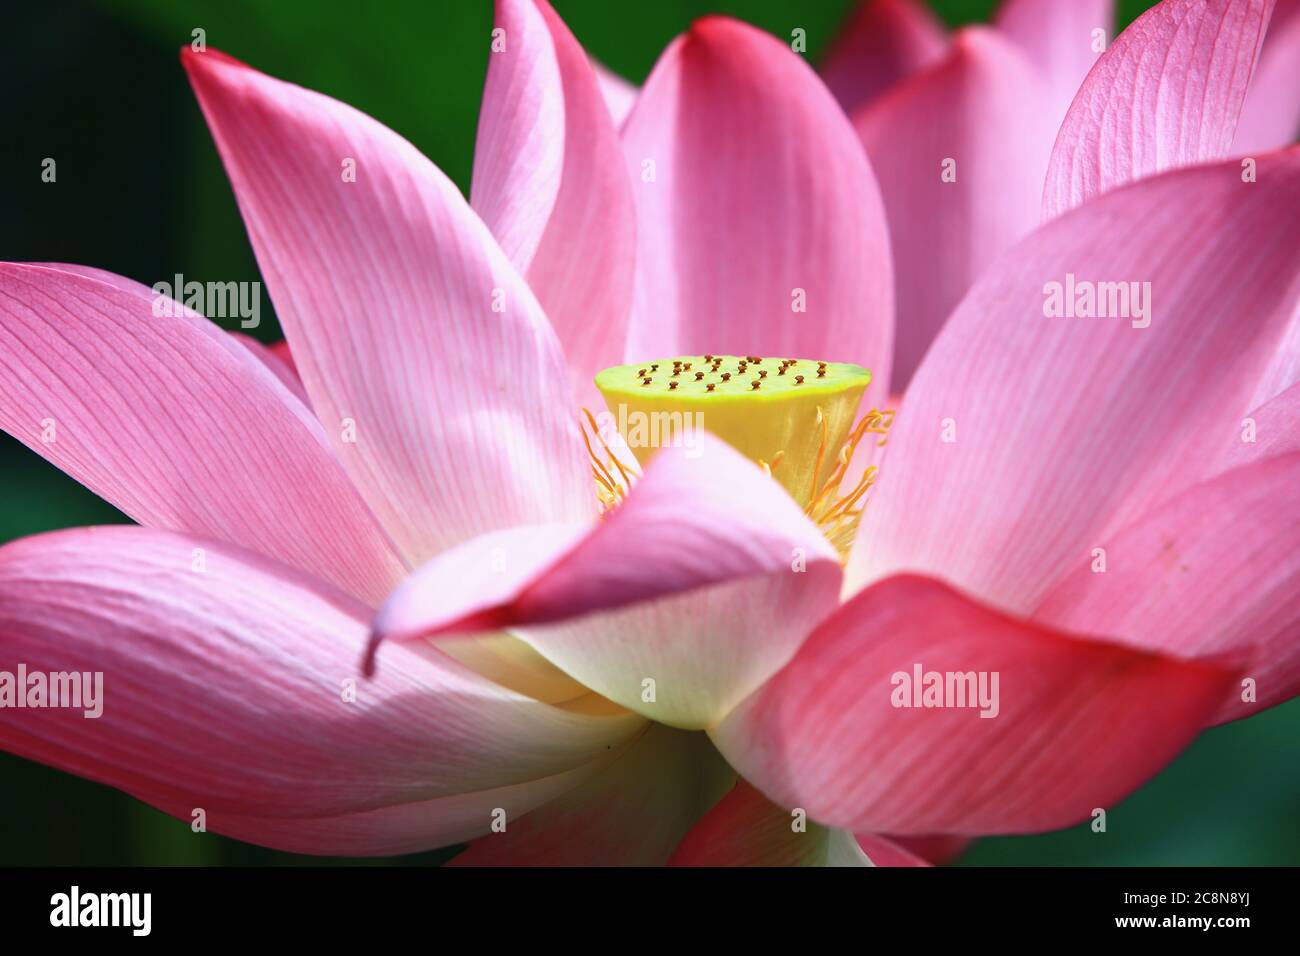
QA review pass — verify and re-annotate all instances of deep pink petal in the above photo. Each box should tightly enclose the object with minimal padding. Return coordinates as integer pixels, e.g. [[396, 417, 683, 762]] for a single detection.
[[622, 17, 893, 402], [820, 0, 947, 114], [851, 151, 1300, 615], [472, 0, 636, 405], [996, 0, 1114, 136], [1234, 0, 1300, 153], [854, 834, 931, 867], [0, 263, 404, 606], [669, 780, 870, 867], [1034, 453, 1300, 724], [451, 725, 733, 866], [0, 527, 642, 853], [183, 48, 593, 568], [711, 575, 1236, 835], [853, 28, 1054, 389], [1042, 0, 1276, 218], [370, 437, 843, 728]]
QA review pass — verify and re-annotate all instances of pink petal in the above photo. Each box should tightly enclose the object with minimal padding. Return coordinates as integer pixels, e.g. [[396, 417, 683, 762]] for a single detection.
[[231, 334, 310, 404], [1214, 380, 1300, 474], [1042, 0, 1276, 218], [1034, 453, 1300, 724], [622, 17, 894, 402], [370, 437, 843, 728], [854, 834, 931, 867], [851, 151, 1300, 616], [451, 725, 734, 865], [853, 28, 1054, 389], [183, 48, 594, 568], [0, 527, 642, 853], [472, 1, 636, 406], [147, 763, 603, 857], [593, 60, 638, 127], [1234, 0, 1300, 153], [669, 779, 869, 867], [711, 574, 1236, 835], [819, 0, 947, 115], [0, 262, 404, 606], [996, 0, 1114, 136]]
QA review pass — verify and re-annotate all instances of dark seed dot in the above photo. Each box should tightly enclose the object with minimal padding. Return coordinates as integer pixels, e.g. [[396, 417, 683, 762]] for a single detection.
[[759, 370, 768, 378], [751, 381, 760, 390], [795, 375, 805, 385], [706, 383, 715, 392], [721, 372, 731, 381], [694, 372, 704, 380], [669, 381, 678, 390]]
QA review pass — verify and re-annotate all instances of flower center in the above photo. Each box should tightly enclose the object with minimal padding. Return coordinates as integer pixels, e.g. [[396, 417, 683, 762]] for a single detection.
[[588, 355, 893, 558]]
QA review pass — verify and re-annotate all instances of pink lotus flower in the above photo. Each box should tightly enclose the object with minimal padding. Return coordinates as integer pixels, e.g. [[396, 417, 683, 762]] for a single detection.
[[0, 0, 1297, 865]]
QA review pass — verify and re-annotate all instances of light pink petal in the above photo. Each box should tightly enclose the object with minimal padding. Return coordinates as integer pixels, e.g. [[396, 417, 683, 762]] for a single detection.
[[370, 437, 843, 728], [711, 575, 1236, 835], [851, 151, 1300, 616], [593, 60, 638, 127], [622, 17, 894, 402], [996, 0, 1114, 136], [183, 48, 593, 568], [147, 763, 602, 857], [669, 780, 870, 867], [472, 1, 636, 406], [0, 262, 404, 606], [1042, 0, 1276, 218], [1234, 0, 1300, 153], [452, 725, 734, 866], [0, 527, 642, 853], [1034, 453, 1300, 724], [819, 0, 947, 114], [853, 28, 1054, 389]]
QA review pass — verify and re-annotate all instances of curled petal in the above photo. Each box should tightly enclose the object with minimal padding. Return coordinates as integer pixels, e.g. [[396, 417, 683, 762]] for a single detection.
[[711, 575, 1236, 835]]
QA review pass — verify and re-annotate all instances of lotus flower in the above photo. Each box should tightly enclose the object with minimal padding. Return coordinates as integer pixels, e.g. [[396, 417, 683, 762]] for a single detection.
[[0, 0, 1297, 866]]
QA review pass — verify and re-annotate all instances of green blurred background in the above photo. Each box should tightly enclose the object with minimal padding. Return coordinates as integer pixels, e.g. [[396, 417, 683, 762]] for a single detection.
[[1, 0, 1295, 866]]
